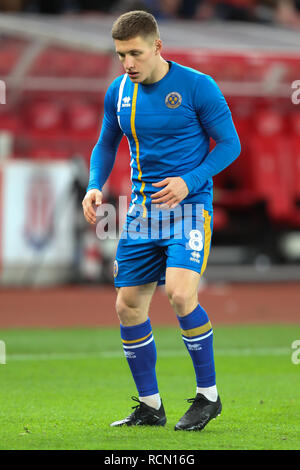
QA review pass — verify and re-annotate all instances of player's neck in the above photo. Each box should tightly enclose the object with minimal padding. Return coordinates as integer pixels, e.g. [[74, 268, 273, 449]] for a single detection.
[[143, 58, 170, 85]]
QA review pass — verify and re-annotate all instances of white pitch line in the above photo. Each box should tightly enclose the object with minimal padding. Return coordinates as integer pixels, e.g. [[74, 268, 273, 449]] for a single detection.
[[4, 347, 291, 362]]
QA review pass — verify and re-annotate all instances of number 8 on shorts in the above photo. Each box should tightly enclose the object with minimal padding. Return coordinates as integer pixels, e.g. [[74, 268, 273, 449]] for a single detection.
[[188, 229, 203, 251]]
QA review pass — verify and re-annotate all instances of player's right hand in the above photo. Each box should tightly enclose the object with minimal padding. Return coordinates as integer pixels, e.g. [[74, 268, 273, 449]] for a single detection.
[[82, 189, 103, 225]]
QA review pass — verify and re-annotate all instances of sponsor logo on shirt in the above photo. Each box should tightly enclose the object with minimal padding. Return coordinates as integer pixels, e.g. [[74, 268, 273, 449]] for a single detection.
[[122, 96, 131, 108]]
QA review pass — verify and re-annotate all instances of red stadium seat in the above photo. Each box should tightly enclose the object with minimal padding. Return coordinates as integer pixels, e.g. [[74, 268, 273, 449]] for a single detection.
[[109, 137, 131, 198], [66, 101, 100, 138], [290, 112, 300, 137], [0, 49, 20, 75], [289, 113, 300, 201], [292, 138, 300, 201], [30, 145, 71, 160], [29, 47, 78, 77], [0, 110, 20, 132], [213, 106, 256, 208], [230, 113, 254, 191], [249, 109, 294, 222], [69, 140, 95, 166], [0, 38, 27, 76], [29, 47, 112, 78], [23, 100, 64, 137], [76, 53, 112, 78], [212, 207, 229, 231]]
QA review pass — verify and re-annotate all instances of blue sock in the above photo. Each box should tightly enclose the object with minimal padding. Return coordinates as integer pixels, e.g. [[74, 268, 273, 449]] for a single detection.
[[177, 304, 216, 387], [120, 318, 159, 397]]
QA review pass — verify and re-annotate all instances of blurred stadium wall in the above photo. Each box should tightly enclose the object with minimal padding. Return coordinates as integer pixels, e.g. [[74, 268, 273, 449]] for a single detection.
[[0, 11, 300, 288]]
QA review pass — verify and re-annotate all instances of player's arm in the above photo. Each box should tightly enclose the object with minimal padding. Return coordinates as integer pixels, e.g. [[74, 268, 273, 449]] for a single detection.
[[180, 115, 241, 194], [82, 86, 123, 225], [181, 74, 241, 194], [151, 75, 240, 208], [152, 116, 240, 208]]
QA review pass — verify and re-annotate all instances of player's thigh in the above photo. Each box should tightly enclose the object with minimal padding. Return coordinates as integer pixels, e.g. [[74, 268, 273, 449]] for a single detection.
[[165, 267, 200, 316], [164, 207, 213, 315], [114, 236, 166, 288], [116, 281, 157, 326]]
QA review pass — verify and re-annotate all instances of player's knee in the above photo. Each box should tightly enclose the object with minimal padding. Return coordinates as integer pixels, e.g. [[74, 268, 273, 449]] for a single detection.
[[166, 287, 194, 315], [115, 291, 141, 326]]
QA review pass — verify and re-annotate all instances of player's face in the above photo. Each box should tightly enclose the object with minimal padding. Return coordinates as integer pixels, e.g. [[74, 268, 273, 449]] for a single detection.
[[114, 35, 161, 85]]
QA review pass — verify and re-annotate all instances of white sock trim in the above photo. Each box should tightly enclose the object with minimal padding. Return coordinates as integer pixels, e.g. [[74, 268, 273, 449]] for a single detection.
[[196, 385, 218, 402], [139, 393, 161, 410]]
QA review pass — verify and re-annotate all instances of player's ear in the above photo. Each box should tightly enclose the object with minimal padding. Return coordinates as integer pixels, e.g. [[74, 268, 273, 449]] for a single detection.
[[154, 38, 162, 55]]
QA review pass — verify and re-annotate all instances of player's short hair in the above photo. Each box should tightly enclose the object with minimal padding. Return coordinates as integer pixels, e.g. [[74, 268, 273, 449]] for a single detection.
[[111, 10, 160, 41]]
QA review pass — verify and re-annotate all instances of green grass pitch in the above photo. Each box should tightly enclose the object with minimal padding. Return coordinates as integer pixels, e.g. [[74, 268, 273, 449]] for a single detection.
[[0, 325, 299, 450]]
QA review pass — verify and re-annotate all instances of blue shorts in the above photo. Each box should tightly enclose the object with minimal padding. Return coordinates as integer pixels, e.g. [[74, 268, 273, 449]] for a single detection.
[[113, 205, 213, 287]]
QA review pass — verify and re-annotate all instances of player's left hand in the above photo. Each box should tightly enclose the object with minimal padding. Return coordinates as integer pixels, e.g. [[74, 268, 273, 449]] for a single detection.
[[151, 177, 189, 209]]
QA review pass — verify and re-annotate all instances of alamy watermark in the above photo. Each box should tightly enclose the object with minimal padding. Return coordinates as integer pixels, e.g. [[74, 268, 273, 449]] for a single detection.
[[291, 340, 300, 365], [0, 80, 6, 104], [0, 340, 6, 364], [94, 199, 206, 251], [291, 80, 300, 105]]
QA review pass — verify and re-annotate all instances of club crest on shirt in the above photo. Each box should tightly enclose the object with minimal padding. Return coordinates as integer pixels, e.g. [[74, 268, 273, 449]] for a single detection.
[[165, 92, 182, 109]]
